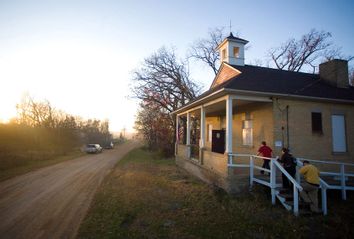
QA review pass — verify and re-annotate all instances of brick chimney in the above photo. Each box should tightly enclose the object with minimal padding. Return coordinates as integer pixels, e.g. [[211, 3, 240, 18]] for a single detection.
[[319, 59, 349, 88]]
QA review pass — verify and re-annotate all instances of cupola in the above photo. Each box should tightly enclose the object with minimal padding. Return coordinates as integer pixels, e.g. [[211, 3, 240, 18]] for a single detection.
[[216, 33, 248, 66]]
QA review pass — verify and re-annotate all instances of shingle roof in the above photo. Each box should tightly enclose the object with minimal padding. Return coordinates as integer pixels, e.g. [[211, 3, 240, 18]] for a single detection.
[[197, 64, 354, 102], [174, 64, 354, 114], [226, 33, 249, 44], [223, 64, 354, 101]]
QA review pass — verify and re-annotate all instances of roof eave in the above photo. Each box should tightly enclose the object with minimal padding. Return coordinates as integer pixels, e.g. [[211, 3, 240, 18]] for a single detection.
[[225, 88, 354, 104], [172, 88, 354, 115], [171, 88, 226, 115]]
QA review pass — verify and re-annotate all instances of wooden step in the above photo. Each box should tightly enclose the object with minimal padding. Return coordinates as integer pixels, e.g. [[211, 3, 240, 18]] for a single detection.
[[277, 192, 293, 201], [284, 200, 311, 209]]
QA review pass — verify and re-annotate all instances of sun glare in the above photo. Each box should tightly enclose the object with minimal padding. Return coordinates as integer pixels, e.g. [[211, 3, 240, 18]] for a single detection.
[[0, 38, 137, 132]]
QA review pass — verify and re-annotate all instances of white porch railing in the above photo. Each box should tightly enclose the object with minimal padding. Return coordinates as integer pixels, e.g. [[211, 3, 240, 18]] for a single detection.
[[228, 154, 332, 216], [296, 158, 354, 201]]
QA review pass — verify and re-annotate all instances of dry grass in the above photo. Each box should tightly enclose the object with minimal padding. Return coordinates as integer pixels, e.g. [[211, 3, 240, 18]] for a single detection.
[[0, 150, 84, 182], [0, 123, 85, 181], [77, 147, 354, 239]]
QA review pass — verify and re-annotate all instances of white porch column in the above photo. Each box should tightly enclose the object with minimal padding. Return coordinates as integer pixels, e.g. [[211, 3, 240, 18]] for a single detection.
[[225, 95, 233, 154], [186, 112, 191, 145], [175, 115, 179, 156], [200, 106, 205, 149], [175, 115, 179, 142], [186, 112, 191, 158]]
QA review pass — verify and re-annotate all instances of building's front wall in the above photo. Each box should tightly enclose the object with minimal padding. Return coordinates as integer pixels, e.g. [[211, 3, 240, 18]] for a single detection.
[[176, 96, 354, 192], [273, 98, 354, 165], [229, 102, 275, 170], [232, 102, 274, 154]]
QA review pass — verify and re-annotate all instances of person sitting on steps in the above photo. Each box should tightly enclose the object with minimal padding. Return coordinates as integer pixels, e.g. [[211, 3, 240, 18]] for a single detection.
[[257, 141, 273, 175], [299, 160, 321, 213]]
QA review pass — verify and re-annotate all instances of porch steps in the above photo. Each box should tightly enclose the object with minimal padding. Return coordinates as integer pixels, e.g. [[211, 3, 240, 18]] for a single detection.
[[275, 188, 313, 215]]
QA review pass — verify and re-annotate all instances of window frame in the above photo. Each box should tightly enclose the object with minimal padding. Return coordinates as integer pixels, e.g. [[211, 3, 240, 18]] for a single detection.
[[242, 114, 253, 146], [311, 112, 323, 134], [331, 114, 347, 153]]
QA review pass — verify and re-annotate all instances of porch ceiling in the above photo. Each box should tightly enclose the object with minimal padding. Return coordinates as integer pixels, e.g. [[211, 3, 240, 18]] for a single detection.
[[205, 99, 258, 117]]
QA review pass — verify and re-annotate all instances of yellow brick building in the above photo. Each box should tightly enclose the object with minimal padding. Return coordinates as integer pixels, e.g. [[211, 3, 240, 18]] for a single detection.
[[173, 34, 354, 192]]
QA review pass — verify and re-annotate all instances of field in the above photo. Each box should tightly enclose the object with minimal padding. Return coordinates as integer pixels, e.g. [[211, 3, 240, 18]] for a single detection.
[[0, 150, 84, 182], [77, 147, 354, 239]]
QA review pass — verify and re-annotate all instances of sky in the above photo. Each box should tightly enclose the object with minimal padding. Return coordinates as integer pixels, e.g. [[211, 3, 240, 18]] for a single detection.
[[1, 0, 353, 132]]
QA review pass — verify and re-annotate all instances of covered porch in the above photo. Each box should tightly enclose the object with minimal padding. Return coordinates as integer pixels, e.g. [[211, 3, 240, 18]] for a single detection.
[[174, 93, 273, 191]]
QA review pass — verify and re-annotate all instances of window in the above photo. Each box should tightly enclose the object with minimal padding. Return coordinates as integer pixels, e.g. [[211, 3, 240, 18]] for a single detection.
[[222, 49, 226, 60], [311, 112, 322, 133], [233, 47, 240, 58], [331, 115, 346, 153], [242, 113, 253, 146]]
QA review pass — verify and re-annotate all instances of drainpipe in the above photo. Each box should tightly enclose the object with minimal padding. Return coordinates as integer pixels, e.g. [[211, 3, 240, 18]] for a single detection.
[[286, 105, 289, 148]]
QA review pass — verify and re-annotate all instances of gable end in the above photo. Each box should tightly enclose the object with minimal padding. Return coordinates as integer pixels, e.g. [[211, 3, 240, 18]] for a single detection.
[[210, 63, 241, 89]]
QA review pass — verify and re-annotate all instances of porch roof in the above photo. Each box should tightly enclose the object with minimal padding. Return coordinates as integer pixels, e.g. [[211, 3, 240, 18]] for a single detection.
[[173, 64, 354, 114]]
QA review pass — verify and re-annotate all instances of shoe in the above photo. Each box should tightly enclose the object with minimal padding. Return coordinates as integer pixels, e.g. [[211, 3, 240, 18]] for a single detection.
[[260, 170, 264, 175]]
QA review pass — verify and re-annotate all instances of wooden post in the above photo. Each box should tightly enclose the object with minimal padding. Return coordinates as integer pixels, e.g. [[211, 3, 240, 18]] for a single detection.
[[250, 156, 254, 189], [271, 159, 276, 205], [321, 187, 328, 215], [200, 107, 205, 149], [340, 164, 346, 200], [293, 184, 299, 216], [175, 115, 179, 156], [186, 112, 191, 159], [225, 96, 233, 154]]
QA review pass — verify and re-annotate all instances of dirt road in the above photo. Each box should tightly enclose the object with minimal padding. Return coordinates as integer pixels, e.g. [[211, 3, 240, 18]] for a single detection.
[[0, 141, 140, 239]]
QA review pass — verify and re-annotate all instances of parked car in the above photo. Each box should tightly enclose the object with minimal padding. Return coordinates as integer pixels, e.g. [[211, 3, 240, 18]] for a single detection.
[[85, 144, 103, 154], [104, 142, 114, 149]]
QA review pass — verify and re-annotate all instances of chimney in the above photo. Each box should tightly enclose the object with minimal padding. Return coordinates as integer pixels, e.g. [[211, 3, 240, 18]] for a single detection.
[[319, 59, 349, 88], [216, 33, 248, 66]]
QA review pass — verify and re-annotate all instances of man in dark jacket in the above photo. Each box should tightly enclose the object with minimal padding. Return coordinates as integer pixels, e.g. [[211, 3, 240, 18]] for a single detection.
[[278, 148, 296, 190]]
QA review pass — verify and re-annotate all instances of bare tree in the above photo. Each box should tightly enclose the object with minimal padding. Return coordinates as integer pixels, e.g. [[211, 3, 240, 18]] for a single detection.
[[132, 47, 200, 113], [188, 27, 226, 75], [269, 29, 336, 72], [132, 47, 201, 155], [16, 94, 55, 128]]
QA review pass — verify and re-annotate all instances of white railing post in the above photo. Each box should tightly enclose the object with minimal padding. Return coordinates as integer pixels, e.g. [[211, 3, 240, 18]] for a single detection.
[[271, 159, 276, 205], [295, 159, 301, 184], [228, 154, 233, 165], [340, 164, 346, 200], [321, 187, 328, 215], [250, 156, 254, 188], [293, 184, 299, 216]]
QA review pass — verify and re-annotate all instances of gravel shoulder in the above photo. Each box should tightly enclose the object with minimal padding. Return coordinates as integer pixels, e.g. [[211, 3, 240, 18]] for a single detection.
[[0, 141, 140, 239]]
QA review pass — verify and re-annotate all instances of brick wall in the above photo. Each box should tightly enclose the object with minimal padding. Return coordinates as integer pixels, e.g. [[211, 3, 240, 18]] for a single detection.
[[273, 98, 354, 164], [319, 59, 349, 88], [232, 102, 274, 155]]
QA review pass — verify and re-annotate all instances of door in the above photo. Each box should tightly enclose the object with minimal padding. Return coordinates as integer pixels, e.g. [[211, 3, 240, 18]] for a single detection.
[[331, 115, 347, 153], [211, 130, 225, 154]]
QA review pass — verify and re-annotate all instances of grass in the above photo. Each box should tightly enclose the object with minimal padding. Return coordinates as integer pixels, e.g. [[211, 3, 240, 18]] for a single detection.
[[0, 149, 85, 182], [77, 147, 354, 239]]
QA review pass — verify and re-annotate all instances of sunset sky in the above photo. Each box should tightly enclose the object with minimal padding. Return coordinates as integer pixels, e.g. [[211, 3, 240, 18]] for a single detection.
[[1, 0, 353, 132]]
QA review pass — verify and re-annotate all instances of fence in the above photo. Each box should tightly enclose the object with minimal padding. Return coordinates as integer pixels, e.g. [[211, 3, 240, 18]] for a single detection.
[[226, 154, 354, 216]]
